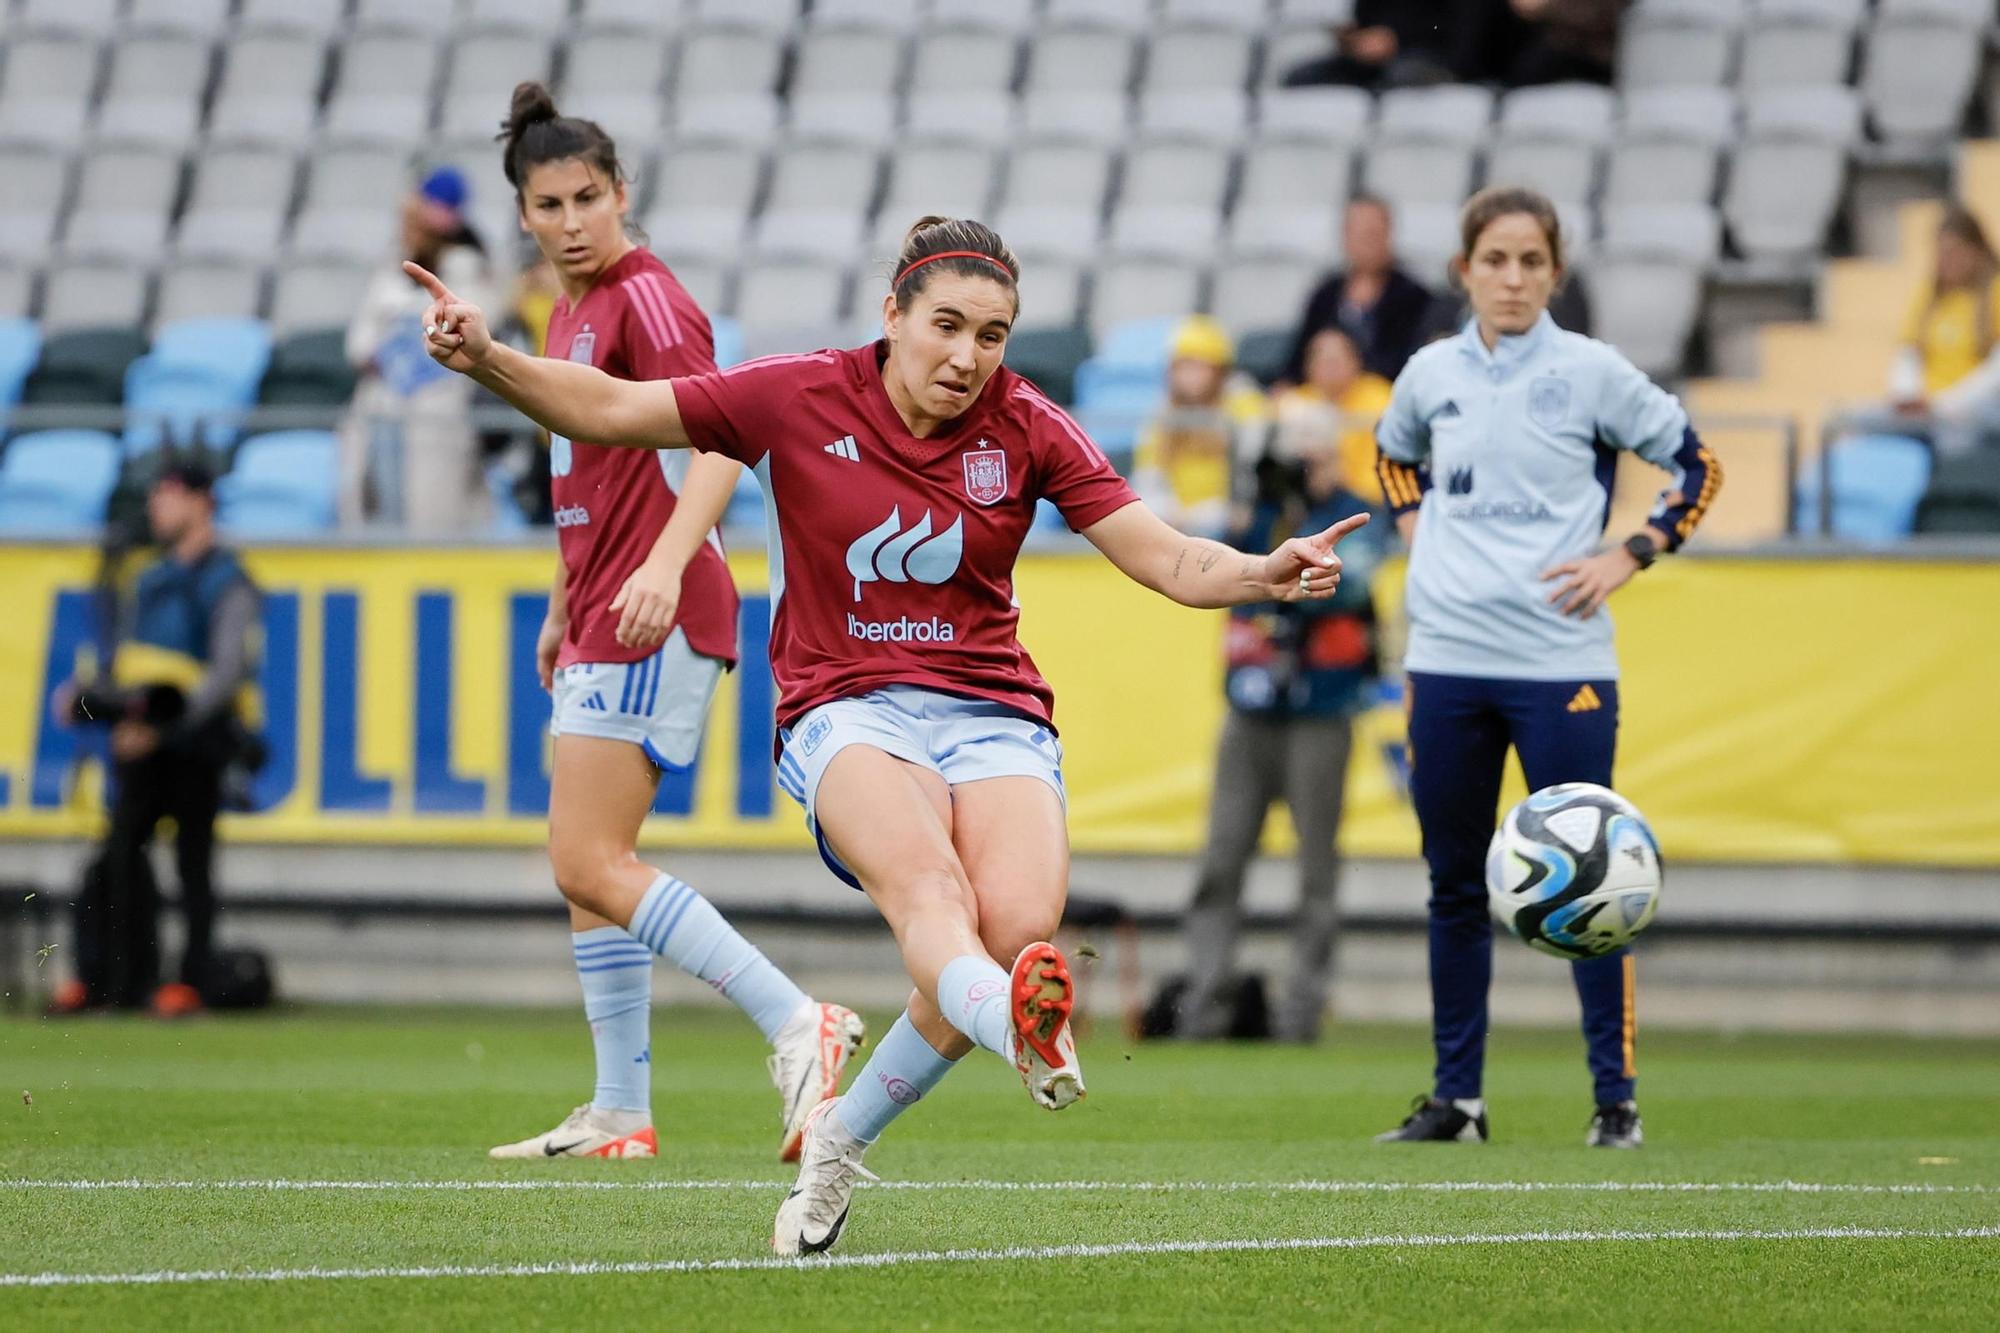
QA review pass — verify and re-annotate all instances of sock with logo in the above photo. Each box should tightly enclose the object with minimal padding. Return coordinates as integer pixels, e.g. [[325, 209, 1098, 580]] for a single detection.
[[936, 954, 1014, 1060], [626, 873, 809, 1043], [833, 1010, 959, 1144], [573, 927, 654, 1115]]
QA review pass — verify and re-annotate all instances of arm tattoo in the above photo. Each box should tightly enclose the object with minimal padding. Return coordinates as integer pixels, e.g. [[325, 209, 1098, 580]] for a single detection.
[[1197, 549, 1221, 574], [1172, 547, 1187, 581]]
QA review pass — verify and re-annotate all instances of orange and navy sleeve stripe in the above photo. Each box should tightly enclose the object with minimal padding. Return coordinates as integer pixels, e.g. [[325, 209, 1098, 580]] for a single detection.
[[1646, 425, 1724, 551], [1375, 445, 1429, 519]]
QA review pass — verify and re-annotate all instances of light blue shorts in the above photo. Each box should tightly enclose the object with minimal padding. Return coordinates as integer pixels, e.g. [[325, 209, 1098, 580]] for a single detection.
[[776, 685, 1066, 889], [548, 628, 722, 771]]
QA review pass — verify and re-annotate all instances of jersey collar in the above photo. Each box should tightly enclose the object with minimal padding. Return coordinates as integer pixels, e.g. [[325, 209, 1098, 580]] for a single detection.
[[1456, 310, 1556, 375]]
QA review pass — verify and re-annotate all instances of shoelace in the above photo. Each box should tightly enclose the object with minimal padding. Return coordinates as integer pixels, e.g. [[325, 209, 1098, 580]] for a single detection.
[[799, 1143, 880, 1230]]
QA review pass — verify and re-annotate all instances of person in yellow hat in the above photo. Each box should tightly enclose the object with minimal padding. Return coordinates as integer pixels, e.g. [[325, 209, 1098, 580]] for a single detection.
[[1132, 316, 1269, 536], [1274, 326, 1394, 506]]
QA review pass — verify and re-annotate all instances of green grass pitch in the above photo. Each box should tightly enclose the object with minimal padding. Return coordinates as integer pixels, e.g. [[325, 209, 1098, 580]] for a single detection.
[[3, 1005, 1995, 1330]]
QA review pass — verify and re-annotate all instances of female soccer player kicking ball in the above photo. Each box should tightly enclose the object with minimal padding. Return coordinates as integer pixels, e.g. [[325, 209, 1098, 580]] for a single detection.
[[480, 85, 862, 1166], [410, 217, 1367, 1253]]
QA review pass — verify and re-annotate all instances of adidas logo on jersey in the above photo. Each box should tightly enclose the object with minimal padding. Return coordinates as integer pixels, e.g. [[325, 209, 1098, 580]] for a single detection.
[[1434, 400, 1462, 419], [1566, 684, 1603, 713], [578, 692, 608, 712], [823, 434, 860, 462], [845, 505, 963, 602]]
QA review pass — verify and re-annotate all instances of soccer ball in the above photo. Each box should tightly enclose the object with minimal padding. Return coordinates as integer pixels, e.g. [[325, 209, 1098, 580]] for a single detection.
[[1486, 783, 1663, 960]]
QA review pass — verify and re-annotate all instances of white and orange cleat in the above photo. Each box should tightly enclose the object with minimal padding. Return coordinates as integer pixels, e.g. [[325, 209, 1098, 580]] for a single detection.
[[770, 1001, 867, 1163], [1010, 941, 1085, 1110], [488, 1104, 658, 1160]]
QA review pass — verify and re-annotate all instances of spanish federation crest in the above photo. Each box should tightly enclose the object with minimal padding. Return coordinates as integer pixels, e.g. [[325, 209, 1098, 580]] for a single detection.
[[1528, 375, 1570, 430], [568, 329, 596, 365], [962, 442, 1008, 506]]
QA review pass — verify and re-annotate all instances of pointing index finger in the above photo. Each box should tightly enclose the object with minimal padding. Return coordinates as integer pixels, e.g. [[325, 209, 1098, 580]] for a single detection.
[[402, 260, 454, 303]]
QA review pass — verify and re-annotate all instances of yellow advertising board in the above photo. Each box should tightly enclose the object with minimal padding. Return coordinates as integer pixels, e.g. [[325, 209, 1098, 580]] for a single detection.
[[0, 545, 1993, 865]]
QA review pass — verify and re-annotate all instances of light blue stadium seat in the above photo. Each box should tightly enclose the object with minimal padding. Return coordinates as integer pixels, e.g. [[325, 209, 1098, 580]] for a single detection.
[[123, 318, 275, 454], [0, 319, 42, 410], [1070, 317, 1181, 449], [1095, 317, 1181, 370], [710, 314, 746, 369], [1793, 433, 1932, 544], [217, 429, 338, 534], [0, 428, 120, 533], [724, 466, 765, 531]]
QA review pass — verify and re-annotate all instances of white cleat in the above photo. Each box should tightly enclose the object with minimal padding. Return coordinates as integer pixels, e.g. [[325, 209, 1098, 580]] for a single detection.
[[771, 1098, 876, 1257], [488, 1104, 657, 1160], [770, 1001, 867, 1163], [1010, 941, 1086, 1111]]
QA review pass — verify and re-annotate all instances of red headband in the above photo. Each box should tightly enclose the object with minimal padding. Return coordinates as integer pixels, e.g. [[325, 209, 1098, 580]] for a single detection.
[[894, 250, 1012, 287]]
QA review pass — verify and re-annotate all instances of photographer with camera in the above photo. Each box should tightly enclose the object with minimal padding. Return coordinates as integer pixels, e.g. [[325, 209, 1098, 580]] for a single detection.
[[1174, 398, 1389, 1044], [52, 460, 261, 1017]]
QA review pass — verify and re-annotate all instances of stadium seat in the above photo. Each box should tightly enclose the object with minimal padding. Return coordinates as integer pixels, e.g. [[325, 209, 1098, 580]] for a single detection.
[[561, 27, 674, 102], [176, 146, 300, 263], [14, 0, 121, 39], [0, 265, 32, 320], [752, 143, 881, 261], [350, 0, 456, 36], [1238, 138, 1351, 222], [154, 262, 266, 328], [322, 31, 442, 145], [1912, 445, 2000, 535], [1604, 87, 1736, 209], [811, 0, 924, 30], [238, 0, 349, 38], [1004, 326, 1094, 405], [927, 0, 1038, 35], [125, 0, 233, 35], [1738, 0, 1860, 92], [1088, 264, 1204, 341], [1375, 86, 1496, 145], [1723, 86, 1859, 263], [1136, 90, 1253, 146], [1164, 0, 1277, 30], [1860, 3, 1987, 150], [686, 0, 800, 32], [1144, 25, 1255, 93], [707, 314, 745, 369], [0, 319, 43, 410], [997, 143, 1117, 261], [1227, 205, 1341, 263], [1587, 258, 1707, 380], [464, 0, 577, 34], [39, 263, 150, 334], [208, 31, 329, 148], [1019, 90, 1131, 146], [577, 0, 691, 32], [0, 32, 102, 149], [0, 428, 120, 533], [259, 329, 357, 408], [1792, 433, 1931, 543], [1496, 83, 1620, 144], [439, 30, 556, 140], [217, 429, 340, 535], [61, 144, 183, 263], [1363, 138, 1479, 212], [1483, 137, 1599, 209], [1045, 0, 1158, 32], [270, 261, 368, 337], [1254, 87, 1374, 144], [1600, 203, 1724, 265], [909, 28, 1021, 98], [1210, 258, 1320, 338], [1391, 204, 1463, 286], [736, 262, 850, 340], [872, 146, 1001, 251], [671, 30, 786, 145], [21, 329, 146, 406], [1261, 22, 1340, 89], [93, 31, 212, 148], [123, 318, 275, 453], [0, 147, 71, 266], [289, 146, 410, 262], [643, 145, 765, 264], [1013, 259, 1087, 331], [1025, 28, 1141, 99], [1617, 0, 1742, 89], [1109, 141, 1232, 260]]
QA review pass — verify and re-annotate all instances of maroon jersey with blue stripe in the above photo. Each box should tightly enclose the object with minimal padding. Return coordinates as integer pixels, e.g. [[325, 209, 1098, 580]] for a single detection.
[[673, 343, 1137, 730], [544, 248, 739, 669]]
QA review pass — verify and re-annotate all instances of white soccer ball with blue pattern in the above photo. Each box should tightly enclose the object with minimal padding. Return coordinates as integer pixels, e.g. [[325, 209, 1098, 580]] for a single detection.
[[1486, 783, 1663, 960]]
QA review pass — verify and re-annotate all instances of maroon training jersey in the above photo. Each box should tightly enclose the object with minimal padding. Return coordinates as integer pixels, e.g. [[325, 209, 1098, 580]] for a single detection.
[[673, 343, 1139, 730], [544, 248, 739, 670]]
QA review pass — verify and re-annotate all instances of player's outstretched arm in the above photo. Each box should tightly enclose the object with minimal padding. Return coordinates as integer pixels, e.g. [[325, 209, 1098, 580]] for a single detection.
[[1082, 501, 1368, 610], [405, 261, 691, 451]]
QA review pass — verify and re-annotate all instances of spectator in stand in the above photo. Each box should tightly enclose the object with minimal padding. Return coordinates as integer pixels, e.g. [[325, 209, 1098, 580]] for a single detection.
[[1886, 205, 2000, 454], [1276, 327, 1395, 506], [1131, 317, 1270, 538], [1462, 0, 1628, 88], [1284, 196, 1438, 385], [1176, 398, 1388, 1043], [339, 167, 499, 533], [1284, 2, 1460, 90]]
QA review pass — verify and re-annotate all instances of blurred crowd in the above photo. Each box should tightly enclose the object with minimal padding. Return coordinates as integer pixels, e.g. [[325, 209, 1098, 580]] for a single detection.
[[1286, 0, 1628, 93]]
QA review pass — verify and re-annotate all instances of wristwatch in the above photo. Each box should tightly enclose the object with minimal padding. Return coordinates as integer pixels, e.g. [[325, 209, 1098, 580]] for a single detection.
[[1623, 533, 1659, 570]]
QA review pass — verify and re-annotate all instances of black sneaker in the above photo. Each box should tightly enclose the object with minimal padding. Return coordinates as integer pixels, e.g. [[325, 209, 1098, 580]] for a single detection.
[[1587, 1100, 1643, 1148], [1375, 1095, 1489, 1143]]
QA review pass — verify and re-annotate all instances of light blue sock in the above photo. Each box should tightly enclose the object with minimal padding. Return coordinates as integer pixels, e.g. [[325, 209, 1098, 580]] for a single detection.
[[834, 1011, 958, 1143], [937, 954, 1014, 1060], [572, 926, 653, 1114], [627, 873, 808, 1043]]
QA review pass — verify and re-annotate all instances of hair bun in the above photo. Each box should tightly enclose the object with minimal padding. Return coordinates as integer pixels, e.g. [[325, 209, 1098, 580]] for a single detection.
[[504, 81, 560, 142]]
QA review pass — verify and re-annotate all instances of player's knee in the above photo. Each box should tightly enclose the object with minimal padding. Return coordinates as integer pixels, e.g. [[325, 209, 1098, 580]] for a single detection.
[[881, 864, 978, 930], [976, 900, 1062, 962], [548, 837, 624, 917]]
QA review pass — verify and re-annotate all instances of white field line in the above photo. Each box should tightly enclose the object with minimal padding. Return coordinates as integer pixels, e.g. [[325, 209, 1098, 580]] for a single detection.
[[4, 1177, 1996, 1196], [5, 1226, 1997, 1290]]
